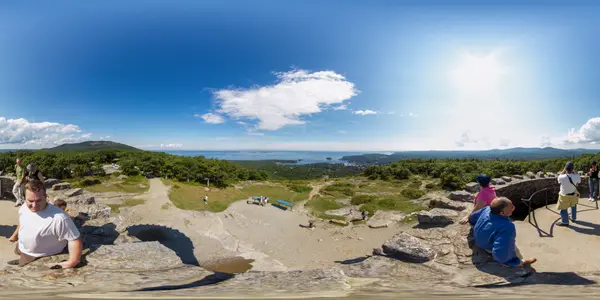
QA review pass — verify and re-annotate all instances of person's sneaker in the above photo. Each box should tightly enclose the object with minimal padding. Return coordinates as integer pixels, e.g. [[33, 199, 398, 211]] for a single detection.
[[556, 221, 569, 227], [6, 259, 19, 266], [590, 198, 594, 202]]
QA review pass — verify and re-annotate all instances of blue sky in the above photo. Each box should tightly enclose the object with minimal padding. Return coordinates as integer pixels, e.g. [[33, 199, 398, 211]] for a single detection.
[[2, 0, 600, 151]]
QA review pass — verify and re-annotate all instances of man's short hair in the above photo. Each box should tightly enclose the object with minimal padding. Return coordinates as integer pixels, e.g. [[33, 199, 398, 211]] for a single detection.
[[25, 179, 46, 193], [54, 199, 67, 208], [490, 197, 512, 215]]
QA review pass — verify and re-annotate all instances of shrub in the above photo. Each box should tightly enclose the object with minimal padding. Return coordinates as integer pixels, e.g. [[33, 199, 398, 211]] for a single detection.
[[425, 183, 436, 189], [360, 203, 378, 215], [81, 178, 101, 186], [288, 185, 313, 193], [351, 195, 377, 205], [408, 179, 422, 189], [377, 198, 397, 209], [324, 183, 356, 196], [401, 188, 426, 199]]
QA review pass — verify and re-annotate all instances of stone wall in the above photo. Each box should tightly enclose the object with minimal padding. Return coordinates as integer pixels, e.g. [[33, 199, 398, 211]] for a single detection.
[[465, 174, 592, 220], [0, 176, 15, 200]]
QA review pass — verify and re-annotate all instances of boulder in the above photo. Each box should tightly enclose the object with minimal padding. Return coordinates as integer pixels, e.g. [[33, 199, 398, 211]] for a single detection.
[[546, 172, 556, 178], [491, 178, 506, 185], [0, 241, 213, 290], [537, 172, 545, 178], [66, 188, 83, 197], [526, 171, 536, 178], [82, 196, 96, 205], [118, 175, 129, 179], [0, 176, 15, 199], [416, 208, 457, 225], [579, 171, 584, 176], [464, 182, 480, 193], [428, 197, 469, 211], [52, 182, 72, 191], [381, 232, 436, 263], [44, 178, 60, 189], [513, 175, 524, 179], [325, 205, 363, 221], [367, 211, 406, 228], [137, 184, 147, 189], [329, 219, 349, 226], [501, 176, 512, 182], [449, 190, 474, 202]]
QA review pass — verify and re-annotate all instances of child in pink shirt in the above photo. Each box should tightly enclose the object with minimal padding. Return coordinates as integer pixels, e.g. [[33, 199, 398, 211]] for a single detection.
[[460, 174, 497, 224]]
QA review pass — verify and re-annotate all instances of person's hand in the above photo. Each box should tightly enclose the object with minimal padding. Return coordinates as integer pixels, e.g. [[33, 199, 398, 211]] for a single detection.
[[8, 235, 17, 243], [517, 258, 537, 268], [459, 216, 469, 225], [54, 260, 79, 269]]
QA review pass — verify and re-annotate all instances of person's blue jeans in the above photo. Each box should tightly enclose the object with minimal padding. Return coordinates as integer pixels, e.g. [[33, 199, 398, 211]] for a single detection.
[[590, 177, 599, 199], [560, 206, 577, 224]]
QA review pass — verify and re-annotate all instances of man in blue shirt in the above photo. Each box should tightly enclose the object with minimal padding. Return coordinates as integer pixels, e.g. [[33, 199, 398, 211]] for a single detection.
[[469, 197, 537, 268]]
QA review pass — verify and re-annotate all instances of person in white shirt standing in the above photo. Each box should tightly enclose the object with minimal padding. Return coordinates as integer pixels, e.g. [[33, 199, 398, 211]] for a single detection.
[[556, 161, 581, 227], [7, 179, 82, 268]]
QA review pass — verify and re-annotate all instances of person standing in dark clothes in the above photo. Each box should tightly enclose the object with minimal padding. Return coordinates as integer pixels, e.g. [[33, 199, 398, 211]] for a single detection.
[[589, 161, 599, 202]]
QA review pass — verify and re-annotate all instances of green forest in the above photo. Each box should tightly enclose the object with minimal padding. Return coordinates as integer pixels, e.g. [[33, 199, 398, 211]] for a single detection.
[[364, 154, 600, 190], [0, 150, 267, 188], [1, 148, 599, 190]]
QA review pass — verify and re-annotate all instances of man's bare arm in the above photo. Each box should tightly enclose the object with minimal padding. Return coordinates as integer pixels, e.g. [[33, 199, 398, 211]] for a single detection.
[[9, 224, 19, 242], [60, 238, 83, 268]]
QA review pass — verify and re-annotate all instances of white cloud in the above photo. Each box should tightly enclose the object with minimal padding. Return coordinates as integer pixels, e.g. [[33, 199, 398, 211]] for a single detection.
[[541, 136, 553, 147], [353, 110, 377, 116], [237, 121, 248, 125], [247, 132, 265, 136], [332, 104, 348, 111], [196, 113, 225, 124], [160, 143, 183, 148], [388, 111, 396, 115], [98, 135, 111, 141], [565, 117, 600, 144], [211, 69, 358, 130], [0, 117, 92, 147], [455, 131, 477, 147], [338, 130, 348, 134], [408, 112, 418, 117], [499, 138, 510, 147]]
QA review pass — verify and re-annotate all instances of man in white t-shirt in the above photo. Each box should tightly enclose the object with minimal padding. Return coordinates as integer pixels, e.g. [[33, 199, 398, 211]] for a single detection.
[[7, 179, 82, 268]]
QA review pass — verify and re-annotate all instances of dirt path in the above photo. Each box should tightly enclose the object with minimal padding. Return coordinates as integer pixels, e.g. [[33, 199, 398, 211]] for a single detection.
[[295, 180, 333, 214]]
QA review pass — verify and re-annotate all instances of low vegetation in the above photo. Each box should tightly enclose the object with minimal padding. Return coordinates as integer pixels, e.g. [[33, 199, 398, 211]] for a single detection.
[[69, 175, 150, 193], [304, 195, 346, 220], [162, 179, 311, 213]]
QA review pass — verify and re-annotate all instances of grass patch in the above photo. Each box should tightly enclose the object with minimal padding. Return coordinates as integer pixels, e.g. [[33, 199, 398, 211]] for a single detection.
[[305, 195, 347, 220], [401, 188, 426, 199], [107, 198, 145, 214], [72, 175, 149, 193], [163, 179, 310, 213], [350, 194, 377, 205], [287, 184, 313, 194], [323, 183, 356, 197]]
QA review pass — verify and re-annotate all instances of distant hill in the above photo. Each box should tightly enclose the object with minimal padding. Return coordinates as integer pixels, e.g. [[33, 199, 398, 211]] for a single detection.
[[46, 141, 140, 152], [341, 147, 600, 164]]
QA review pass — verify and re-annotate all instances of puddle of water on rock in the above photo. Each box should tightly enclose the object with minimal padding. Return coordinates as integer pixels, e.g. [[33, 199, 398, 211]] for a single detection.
[[201, 257, 254, 274]]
